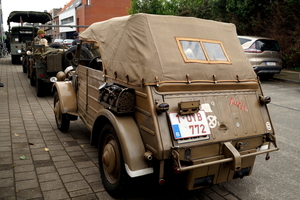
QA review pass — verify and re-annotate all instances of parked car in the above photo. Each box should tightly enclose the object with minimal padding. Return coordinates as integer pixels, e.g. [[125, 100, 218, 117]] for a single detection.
[[63, 39, 74, 47], [238, 36, 282, 79], [52, 14, 279, 197], [53, 39, 64, 44]]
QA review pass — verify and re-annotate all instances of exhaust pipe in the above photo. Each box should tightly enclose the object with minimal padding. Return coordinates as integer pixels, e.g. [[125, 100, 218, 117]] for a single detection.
[[143, 151, 153, 161]]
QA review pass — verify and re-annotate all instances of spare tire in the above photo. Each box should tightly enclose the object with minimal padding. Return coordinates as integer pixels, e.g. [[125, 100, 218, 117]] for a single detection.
[[65, 45, 94, 67]]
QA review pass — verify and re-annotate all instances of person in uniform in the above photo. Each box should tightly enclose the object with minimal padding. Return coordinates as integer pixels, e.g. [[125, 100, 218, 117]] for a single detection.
[[34, 29, 45, 44], [72, 32, 80, 46]]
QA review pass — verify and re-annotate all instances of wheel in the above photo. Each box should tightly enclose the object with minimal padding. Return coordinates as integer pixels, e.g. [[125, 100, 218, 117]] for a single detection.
[[11, 55, 20, 64], [98, 124, 129, 198], [53, 91, 70, 132], [66, 45, 94, 67], [89, 56, 102, 70], [30, 69, 36, 86], [36, 78, 45, 97], [22, 57, 27, 73], [27, 65, 30, 78]]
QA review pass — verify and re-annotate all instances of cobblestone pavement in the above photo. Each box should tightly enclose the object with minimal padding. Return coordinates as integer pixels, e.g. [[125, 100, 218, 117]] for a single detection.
[[0, 57, 240, 200]]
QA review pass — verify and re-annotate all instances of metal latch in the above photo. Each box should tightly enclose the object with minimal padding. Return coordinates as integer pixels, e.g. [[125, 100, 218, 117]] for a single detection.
[[178, 100, 200, 115]]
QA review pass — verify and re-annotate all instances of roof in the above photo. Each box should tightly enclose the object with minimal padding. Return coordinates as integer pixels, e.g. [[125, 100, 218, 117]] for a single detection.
[[7, 11, 52, 24], [80, 13, 257, 86], [59, 0, 82, 14]]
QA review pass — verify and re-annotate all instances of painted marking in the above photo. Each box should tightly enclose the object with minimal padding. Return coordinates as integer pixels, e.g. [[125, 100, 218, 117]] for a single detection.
[[229, 97, 248, 111], [207, 115, 217, 128], [201, 103, 213, 112]]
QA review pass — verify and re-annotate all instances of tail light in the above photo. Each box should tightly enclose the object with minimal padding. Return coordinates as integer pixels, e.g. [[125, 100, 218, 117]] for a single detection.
[[244, 48, 262, 53]]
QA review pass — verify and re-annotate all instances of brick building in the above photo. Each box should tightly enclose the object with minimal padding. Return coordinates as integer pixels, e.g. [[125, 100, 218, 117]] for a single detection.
[[58, 0, 131, 38], [76, 0, 131, 32]]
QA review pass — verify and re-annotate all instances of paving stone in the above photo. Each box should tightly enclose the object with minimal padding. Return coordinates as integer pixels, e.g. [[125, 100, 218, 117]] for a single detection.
[[74, 161, 96, 169], [54, 160, 75, 168], [0, 169, 14, 178], [208, 192, 226, 200], [57, 166, 79, 175], [84, 174, 102, 183], [14, 164, 35, 173], [15, 171, 37, 181], [71, 193, 98, 200], [36, 166, 57, 175], [34, 159, 54, 167], [69, 188, 94, 198], [60, 172, 84, 183], [64, 179, 90, 192], [0, 186, 16, 199], [90, 181, 104, 193], [40, 180, 64, 191], [16, 188, 43, 200], [224, 194, 240, 200], [16, 179, 39, 191], [211, 185, 230, 196], [42, 189, 69, 200], [38, 172, 60, 182], [79, 166, 99, 176], [0, 177, 14, 187]]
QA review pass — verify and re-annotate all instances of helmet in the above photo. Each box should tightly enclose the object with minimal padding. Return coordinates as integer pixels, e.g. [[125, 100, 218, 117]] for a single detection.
[[37, 29, 45, 35], [56, 71, 66, 81], [73, 32, 79, 37]]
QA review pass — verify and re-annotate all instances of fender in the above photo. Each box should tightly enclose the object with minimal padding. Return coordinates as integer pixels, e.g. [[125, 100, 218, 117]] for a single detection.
[[92, 109, 153, 178], [53, 81, 77, 114]]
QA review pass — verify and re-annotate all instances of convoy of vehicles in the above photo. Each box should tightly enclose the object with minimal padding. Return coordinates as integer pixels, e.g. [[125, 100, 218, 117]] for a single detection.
[[6, 11, 86, 97], [52, 14, 279, 197]]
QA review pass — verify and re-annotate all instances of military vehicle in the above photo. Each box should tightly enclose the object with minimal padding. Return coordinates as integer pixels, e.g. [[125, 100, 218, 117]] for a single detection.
[[52, 14, 279, 197], [7, 11, 52, 65]]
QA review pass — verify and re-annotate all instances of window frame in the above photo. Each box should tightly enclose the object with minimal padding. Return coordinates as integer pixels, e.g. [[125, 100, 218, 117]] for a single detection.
[[175, 37, 232, 64]]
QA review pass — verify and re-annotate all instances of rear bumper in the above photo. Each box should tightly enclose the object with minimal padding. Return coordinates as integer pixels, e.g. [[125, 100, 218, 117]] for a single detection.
[[171, 140, 279, 190], [254, 66, 282, 75]]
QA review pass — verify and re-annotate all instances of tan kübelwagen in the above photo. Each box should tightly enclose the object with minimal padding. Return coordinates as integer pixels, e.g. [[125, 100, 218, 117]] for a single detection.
[[52, 14, 279, 197]]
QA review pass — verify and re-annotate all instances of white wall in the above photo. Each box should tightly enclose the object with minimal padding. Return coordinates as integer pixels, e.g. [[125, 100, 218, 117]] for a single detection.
[[59, 8, 76, 33]]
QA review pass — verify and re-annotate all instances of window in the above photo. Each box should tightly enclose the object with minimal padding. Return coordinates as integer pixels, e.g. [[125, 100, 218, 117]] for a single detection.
[[61, 16, 74, 25], [176, 37, 231, 64]]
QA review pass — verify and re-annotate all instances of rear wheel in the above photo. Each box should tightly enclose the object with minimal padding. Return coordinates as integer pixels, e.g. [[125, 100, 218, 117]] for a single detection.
[[30, 70, 36, 86], [98, 124, 129, 198], [53, 91, 70, 132], [36, 79, 45, 97]]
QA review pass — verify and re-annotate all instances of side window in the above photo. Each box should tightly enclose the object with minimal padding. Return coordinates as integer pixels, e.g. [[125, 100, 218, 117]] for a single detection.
[[176, 37, 231, 64]]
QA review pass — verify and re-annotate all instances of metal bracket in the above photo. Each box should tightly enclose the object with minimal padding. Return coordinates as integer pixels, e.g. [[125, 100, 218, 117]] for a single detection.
[[178, 100, 200, 115], [223, 142, 241, 171]]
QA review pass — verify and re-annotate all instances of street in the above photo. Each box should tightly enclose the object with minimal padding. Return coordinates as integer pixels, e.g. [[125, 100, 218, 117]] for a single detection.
[[1, 56, 299, 199], [221, 79, 300, 200]]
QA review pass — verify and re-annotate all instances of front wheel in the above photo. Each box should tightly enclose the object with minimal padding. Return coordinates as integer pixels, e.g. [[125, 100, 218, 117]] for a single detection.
[[98, 124, 129, 198], [53, 91, 70, 132]]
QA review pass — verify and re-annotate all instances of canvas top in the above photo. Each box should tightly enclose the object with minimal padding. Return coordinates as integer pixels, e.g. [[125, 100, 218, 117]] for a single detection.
[[7, 11, 52, 24], [80, 13, 257, 86]]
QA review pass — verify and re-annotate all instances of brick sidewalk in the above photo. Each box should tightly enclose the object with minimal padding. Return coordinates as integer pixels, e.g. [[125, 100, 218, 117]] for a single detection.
[[0, 57, 239, 200]]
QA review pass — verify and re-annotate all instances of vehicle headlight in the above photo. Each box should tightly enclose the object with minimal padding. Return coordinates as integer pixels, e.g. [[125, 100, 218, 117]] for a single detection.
[[17, 50, 22, 54], [26, 51, 32, 55]]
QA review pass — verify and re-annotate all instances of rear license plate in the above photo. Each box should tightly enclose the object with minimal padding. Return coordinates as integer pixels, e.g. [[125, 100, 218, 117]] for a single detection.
[[169, 111, 211, 139], [266, 62, 276, 66]]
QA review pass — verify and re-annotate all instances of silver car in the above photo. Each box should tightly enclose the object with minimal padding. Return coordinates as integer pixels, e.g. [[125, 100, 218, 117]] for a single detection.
[[238, 36, 282, 79]]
